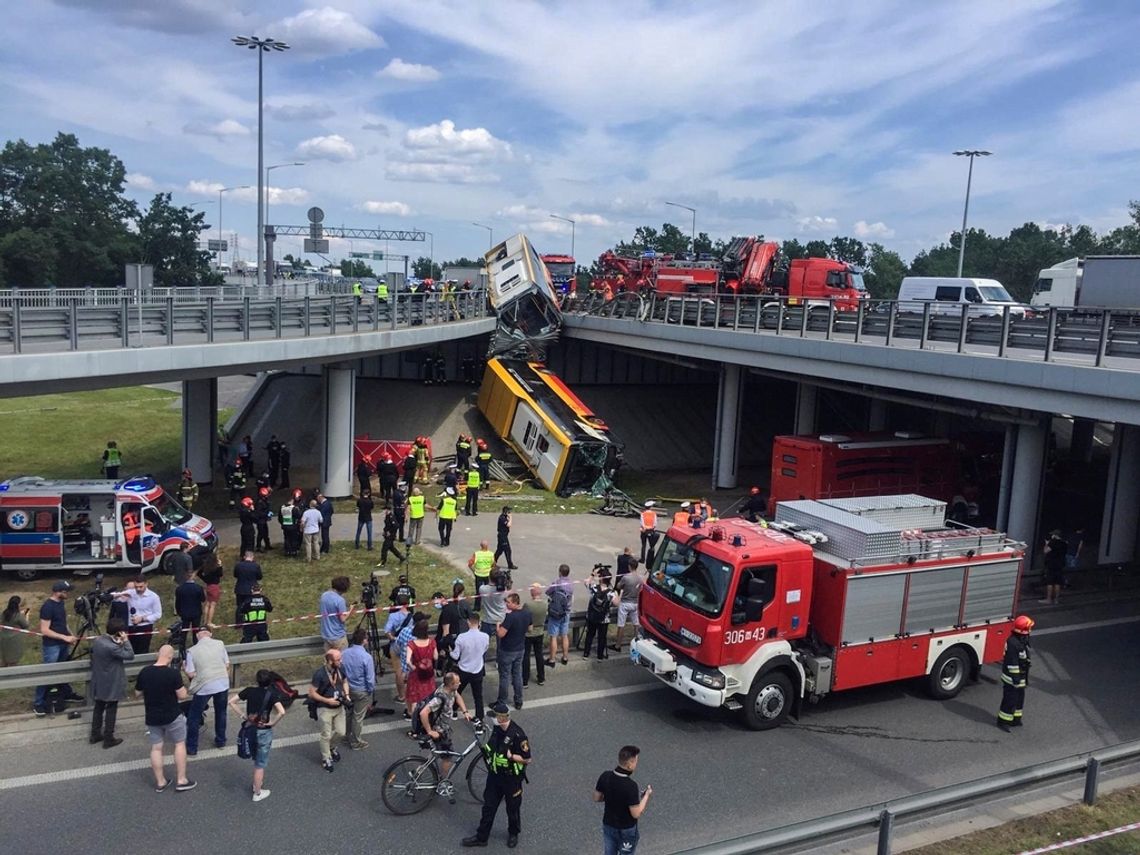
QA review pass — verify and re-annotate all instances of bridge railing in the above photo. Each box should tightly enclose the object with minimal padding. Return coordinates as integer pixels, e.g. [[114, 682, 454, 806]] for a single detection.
[[570, 292, 1140, 366], [0, 281, 342, 307], [0, 290, 488, 354]]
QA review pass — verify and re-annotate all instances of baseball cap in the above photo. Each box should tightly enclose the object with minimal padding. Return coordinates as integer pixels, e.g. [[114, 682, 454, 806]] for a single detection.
[[489, 701, 511, 717], [52, 580, 74, 592]]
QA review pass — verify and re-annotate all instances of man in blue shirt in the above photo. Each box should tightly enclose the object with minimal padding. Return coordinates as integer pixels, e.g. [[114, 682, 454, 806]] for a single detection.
[[341, 627, 375, 750], [384, 596, 415, 703], [319, 577, 353, 651]]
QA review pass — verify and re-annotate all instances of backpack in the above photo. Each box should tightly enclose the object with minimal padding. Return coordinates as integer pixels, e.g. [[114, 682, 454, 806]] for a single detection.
[[410, 691, 446, 736], [548, 586, 571, 620], [587, 586, 612, 622]]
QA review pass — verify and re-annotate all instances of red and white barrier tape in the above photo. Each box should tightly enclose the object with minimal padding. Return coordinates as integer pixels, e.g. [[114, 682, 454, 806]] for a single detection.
[[1016, 819, 1140, 854]]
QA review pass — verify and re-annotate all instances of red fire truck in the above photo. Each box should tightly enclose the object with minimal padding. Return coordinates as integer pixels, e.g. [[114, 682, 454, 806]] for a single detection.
[[768, 432, 958, 515], [630, 495, 1023, 730]]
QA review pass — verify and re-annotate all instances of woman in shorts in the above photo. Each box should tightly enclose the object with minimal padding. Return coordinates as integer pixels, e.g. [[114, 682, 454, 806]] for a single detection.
[[198, 554, 224, 628], [228, 669, 289, 802]]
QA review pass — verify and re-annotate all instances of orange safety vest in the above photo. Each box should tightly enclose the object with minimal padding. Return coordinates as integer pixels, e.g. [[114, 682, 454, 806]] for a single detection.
[[640, 510, 656, 530], [672, 510, 689, 527]]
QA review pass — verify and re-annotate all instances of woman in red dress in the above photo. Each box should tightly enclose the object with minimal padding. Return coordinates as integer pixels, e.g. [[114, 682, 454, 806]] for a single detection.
[[403, 619, 438, 715]]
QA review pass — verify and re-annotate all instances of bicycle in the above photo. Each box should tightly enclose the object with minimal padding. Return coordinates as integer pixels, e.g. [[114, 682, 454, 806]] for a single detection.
[[381, 717, 490, 815]]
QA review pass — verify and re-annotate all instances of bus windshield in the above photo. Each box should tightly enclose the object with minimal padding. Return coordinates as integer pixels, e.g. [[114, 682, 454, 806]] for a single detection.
[[647, 536, 733, 617], [150, 491, 193, 526]]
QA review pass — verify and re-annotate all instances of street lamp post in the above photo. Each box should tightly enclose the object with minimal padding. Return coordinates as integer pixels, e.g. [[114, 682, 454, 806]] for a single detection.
[[473, 222, 493, 250], [232, 35, 291, 287], [549, 214, 576, 260], [217, 185, 250, 267], [264, 162, 305, 230], [952, 150, 992, 277], [665, 201, 697, 256]]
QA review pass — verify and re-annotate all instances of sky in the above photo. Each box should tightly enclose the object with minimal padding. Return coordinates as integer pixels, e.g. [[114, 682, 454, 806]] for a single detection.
[[3, 0, 1139, 270]]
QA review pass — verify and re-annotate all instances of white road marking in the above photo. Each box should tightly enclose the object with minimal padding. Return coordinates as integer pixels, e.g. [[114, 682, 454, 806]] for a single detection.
[[0, 682, 665, 791], [1034, 615, 1140, 637]]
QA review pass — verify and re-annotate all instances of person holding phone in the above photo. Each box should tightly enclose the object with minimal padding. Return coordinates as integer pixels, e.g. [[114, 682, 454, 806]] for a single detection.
[[593, 745, 652, 855], [1, 596, 30, 667]]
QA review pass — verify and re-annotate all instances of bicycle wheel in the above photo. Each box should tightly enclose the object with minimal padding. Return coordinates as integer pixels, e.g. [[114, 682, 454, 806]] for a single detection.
[[466, 753, 489, 802], [381, 756, 439, 815]]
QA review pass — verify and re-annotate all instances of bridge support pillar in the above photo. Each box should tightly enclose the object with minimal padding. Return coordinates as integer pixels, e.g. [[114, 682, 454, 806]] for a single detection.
[[1099, 423, 1140, 565], [1006, 420, 1047, 566], [713, 364, 742, 489], [181, 378, 217, 485], [320, 365, 356, 499], [867, 399, 888, 432], [794, 383, 817, 435]]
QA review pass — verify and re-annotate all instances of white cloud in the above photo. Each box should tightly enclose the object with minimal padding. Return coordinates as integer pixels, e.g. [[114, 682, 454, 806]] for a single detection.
[[186, 180, 225, 195], [53, 0, 241, 34], [264, 187, 310, 206], [297, 134, 357, 162], [570, 212, 613, 228], [361, 200, 413, 216], [183, 118, 250, 139], [385, 162, 499, 184], [125, 173, 156, 191], [377, 58, 441, 83], [797, 215, 838, 233], [268, 102, 335, 122], [853, 220, 895, 239], [361, 120, 390, 135], [404, 120, 512, 162], [272, 7, 384, 56]]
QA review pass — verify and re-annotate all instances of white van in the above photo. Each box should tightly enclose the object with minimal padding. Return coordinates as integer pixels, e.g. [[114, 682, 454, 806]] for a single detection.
[[897, 277, 1025, 317]]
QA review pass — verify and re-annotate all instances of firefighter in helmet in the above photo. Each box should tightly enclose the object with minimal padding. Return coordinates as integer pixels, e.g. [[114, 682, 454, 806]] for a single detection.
[[238, 496, 257, 555], [997, 615, 1034, 732], [176, 469, 199, 512], [254, 486, 273, 552], [476, 439, 493, 483], [741, 486, 767, 523]]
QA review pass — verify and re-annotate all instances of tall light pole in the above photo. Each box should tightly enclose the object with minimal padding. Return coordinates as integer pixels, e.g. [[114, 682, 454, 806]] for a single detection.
[[665, 201, 697, 255], [232, 35, 291, 286], [218, 185, 250, 267], [549, 214, 576, 260], [264, 162, 304, 229], [473, 222, 493, 250], [952, 150, 991, 277]]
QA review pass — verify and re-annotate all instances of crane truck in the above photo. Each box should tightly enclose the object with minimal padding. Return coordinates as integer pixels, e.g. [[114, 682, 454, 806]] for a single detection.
[[630, 494, 1023, 730]]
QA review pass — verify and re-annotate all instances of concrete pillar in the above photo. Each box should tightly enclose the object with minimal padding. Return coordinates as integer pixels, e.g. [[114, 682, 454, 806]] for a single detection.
[[181, 378, 217, 485], [320, 365, 356, 499], [1006, 421, 1047, 566], [794, 382, 817, 435], [1099, 423, 1140, 565], [713, 364, 742, 489], [867, 398, 889, 432], [1070, 418, 1095, 464], [995, 423, 1016, 533]]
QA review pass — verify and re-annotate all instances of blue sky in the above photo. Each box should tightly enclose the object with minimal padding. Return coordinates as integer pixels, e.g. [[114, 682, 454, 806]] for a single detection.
[[3, 0, 1139, 269]]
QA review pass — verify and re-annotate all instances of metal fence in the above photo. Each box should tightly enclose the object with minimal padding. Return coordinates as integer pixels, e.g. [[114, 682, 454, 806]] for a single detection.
[[574, 292, 1140, 367], [673, 737, 1140, 854], [0, 281, 338, 307], [0, 289, 489, 353]]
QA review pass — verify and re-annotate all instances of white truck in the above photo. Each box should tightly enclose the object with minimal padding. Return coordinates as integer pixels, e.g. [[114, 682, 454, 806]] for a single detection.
[[1031, 256, 1140, 309]]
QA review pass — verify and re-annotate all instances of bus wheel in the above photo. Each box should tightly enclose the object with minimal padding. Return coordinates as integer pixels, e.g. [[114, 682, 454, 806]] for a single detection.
[[742, 671, 792, 731], [927, 646, 971, 700]]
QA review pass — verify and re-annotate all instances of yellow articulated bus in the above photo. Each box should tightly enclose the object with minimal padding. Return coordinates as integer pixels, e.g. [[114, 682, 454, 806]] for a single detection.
[[478, 357, 622, 495]]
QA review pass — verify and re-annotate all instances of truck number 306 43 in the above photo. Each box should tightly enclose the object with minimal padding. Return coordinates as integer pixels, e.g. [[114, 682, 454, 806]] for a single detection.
[[725, 628, 766, 645]]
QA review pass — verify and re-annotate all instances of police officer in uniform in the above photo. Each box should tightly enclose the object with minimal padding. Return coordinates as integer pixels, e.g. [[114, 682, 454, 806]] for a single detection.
[[997, 615, 1034, 732], [437, 487, 458, 547], [465, 465, 481, 517], [463, 701, 531, 848]]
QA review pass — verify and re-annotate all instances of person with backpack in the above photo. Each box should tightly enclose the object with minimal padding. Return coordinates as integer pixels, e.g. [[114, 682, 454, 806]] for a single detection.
[[583, 567, 619, 661], [545, 564, 575, 667], [404, 619, 438, 722], [307, 649, 350, 773], [413, 671, 472, 780], [228, 669, 291, 802], [384, 597, 415, 704]]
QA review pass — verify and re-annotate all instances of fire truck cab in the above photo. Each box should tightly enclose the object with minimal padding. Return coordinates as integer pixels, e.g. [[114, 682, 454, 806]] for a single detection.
[[631, 495, 1023, 730], [0, 475, 217, 581]]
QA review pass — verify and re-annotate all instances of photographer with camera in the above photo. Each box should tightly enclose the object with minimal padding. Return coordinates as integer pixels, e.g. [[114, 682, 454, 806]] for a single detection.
[[307, 648, 351, 773], [583, 564, 619, 661], [89, 616, 133, 747]]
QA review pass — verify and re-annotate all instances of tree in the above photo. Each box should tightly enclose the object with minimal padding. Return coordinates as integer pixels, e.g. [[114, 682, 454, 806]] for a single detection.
[[341, 259, 375, 278], [136, 193, 219, 287], [440, 257, 482, 270], [412, 255, 442, 279], [0, 133, 138, 286], [828, 236, 867, 267], [781, 239, 807, 260], [863, 243, 908, 299], [803, 240, 831, 258]]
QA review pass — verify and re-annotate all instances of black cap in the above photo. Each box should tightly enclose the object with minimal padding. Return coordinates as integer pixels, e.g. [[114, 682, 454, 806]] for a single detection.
[[51, 580, 74, 593], [489, 701, 511, 717]]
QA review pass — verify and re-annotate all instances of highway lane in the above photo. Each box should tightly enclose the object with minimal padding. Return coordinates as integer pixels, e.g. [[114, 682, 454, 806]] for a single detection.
[[1, 607, 1137, 855]]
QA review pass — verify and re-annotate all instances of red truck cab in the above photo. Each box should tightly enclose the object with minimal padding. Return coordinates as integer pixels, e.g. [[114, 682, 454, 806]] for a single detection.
[[784, 257, 866, 310]]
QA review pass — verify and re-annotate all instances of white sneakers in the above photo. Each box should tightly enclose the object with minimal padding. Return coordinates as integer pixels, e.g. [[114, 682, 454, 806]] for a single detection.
[[253, 789, 271, 802]]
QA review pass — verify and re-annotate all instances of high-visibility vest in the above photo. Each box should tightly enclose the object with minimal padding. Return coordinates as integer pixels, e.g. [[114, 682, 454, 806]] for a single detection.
[[472, 550, 494, 577], [672, 510, 689, 527], [408, 495, 425, 519], [457, 440, 471, 454], [378, 283, 389, 299], [439, 496, 457, 520], [352, 282, 362, 297], [467, 469, 481, 489], [104, 448, 122, 467], [178, 481, 198, 504], [477, 451, 492, 464], [279, 503, 296, 525], [640, 509, 656, 530]]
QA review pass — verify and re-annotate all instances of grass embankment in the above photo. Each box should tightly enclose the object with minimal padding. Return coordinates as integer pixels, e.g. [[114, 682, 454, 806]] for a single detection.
[[908, 786, 1140, 854], [0, 542, 462, 713]]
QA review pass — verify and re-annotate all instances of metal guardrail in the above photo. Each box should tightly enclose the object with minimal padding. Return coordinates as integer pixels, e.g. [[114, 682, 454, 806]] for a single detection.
[[573, 292, 1140, 367], [672, 737, 1140, 854], [0, 290, 488, 354], [0, 283, 340, 307], [0, 635, 326, 695]]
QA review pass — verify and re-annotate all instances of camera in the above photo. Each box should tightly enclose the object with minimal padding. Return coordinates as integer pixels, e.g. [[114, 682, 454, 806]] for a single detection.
[[74, 574, 117, 618], [494, 568, 512, 592], [361, 575, 380, 609]]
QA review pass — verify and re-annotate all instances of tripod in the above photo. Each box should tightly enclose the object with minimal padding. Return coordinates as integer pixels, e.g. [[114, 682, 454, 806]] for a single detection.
[[68, 599, 104, 660], [355, 605, 396, 716]]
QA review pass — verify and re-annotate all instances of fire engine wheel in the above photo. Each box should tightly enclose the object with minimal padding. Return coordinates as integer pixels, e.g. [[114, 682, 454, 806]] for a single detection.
[[742, 671, 793, 731], [927, 646, 971, 700]]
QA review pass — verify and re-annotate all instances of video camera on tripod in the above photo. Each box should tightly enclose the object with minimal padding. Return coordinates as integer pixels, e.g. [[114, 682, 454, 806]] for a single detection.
[[73, 573, 117, 624], [360, 573, 381, 610]]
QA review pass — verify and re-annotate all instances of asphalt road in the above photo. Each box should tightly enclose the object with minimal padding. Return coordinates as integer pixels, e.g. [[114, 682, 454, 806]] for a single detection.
[[1, 599, 1138, 855]]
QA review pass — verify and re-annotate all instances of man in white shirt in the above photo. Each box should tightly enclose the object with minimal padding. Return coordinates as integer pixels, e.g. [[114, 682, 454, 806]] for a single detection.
[[300, 499, 323, 562], [452, 613, 489, 720], [183, 627, 231, 755], [115, 575, 162, 654]]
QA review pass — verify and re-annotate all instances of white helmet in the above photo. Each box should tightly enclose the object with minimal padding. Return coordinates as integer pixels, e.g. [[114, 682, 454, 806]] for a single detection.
[[680, 501, 691, 509], [644, 500, 655, 508]]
